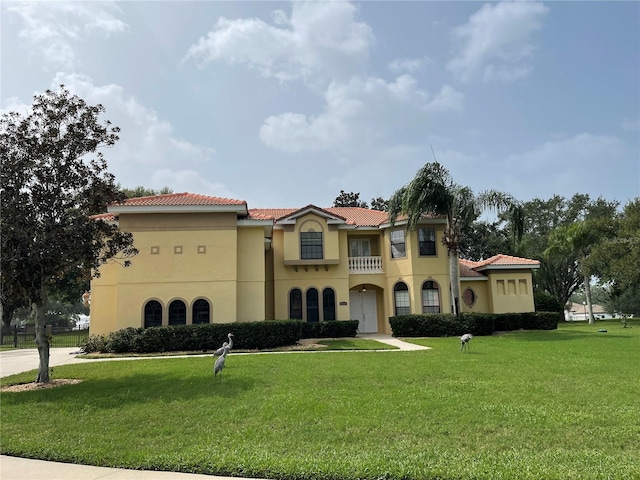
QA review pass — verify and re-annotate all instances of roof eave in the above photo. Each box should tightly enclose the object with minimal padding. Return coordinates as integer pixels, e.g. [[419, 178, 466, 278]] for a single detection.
[[108, 204, 249, 215]]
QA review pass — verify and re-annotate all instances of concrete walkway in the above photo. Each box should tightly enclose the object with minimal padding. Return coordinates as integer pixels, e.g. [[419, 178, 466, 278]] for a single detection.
[[0, 335, 428, 479]]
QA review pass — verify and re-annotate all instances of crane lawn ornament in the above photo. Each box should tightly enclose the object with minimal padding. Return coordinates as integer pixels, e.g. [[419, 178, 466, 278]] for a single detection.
[[214, 333, 234, 356], [460, 333, 473, 352], [214, 346, 230, 381]]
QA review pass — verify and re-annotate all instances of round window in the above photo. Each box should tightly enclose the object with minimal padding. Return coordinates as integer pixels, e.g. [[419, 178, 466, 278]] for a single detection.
[[462, 288, 476, 307]]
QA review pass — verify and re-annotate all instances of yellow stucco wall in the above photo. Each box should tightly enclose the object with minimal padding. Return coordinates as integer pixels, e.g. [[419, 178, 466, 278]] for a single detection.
[[237, 226, 267, 322], [272, 227, 351, 320], [460, 280, 490, 313], [90, 208, 538, 336], [486, 270, 536, 313], [90, 211, 249, 332]]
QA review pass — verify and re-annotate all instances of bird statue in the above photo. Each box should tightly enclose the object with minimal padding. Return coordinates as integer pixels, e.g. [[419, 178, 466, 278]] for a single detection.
[[213, 332, 234, 356], [213, 342, 228, 357], [460, 333, 473, 352], [214, 346, 229, 380]]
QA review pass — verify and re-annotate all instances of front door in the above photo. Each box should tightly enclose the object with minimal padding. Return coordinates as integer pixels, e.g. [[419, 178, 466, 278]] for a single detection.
[[349, 290, 377, 333]]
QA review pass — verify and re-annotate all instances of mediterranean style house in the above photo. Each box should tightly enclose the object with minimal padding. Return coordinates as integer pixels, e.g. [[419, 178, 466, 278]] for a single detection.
[[89, 193, 540, 336]]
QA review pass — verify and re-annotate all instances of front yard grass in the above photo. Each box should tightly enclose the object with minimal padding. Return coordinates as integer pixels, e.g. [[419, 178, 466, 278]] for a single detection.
[[1, 320, 639, 479]]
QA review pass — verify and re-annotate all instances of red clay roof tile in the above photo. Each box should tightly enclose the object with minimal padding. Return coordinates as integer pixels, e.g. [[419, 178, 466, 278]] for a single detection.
[[118, 192, 246, 207]]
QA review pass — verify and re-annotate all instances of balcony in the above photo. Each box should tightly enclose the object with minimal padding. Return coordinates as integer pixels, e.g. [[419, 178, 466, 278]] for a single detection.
[[349, 256, 383, 274]]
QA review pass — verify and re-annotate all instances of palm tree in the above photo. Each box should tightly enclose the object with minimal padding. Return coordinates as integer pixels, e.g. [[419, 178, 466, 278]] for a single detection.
[[388, 161, 519, 315]]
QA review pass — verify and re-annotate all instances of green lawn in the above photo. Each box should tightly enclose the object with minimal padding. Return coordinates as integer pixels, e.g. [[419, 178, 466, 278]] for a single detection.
[[1, 320, 639, 480]]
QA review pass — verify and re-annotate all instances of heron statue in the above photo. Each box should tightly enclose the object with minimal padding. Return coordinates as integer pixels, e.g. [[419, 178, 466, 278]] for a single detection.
[[460, 333, 473, 352], [214, 346, 230, 380], [213, 333, 234, 356]]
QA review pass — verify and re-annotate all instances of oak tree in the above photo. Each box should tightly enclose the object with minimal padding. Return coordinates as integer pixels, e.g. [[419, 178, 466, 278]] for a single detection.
[[1, 86, 137, 382]]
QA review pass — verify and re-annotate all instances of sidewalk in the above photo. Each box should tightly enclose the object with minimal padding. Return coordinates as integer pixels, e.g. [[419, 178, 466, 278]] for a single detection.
[[0, 335, 428, 480]]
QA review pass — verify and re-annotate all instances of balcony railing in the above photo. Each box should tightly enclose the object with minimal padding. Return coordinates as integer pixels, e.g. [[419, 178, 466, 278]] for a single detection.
[[349, 256, 383, 274]]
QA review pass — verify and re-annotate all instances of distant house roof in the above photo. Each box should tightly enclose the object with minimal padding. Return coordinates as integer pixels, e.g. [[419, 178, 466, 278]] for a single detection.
[[567, 302, 608, 314]]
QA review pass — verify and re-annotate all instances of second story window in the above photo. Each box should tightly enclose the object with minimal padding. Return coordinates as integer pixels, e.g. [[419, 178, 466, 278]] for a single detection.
[[390, 229, 406, 258], [301, 231, 323, 259], [419, 228, 436, 256]]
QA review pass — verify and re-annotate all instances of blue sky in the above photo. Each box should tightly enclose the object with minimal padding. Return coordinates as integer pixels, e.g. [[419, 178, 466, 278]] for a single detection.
[[2, 1, 639, 209]]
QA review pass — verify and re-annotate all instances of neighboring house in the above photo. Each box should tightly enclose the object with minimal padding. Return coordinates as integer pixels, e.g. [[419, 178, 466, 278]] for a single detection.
[[89, 193, 540, 336], [564, 302, 619, 321]]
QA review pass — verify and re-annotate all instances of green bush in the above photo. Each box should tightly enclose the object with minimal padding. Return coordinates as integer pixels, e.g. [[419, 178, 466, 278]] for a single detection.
[[299, 320, 358, 338], [534, 290, 563, 313], [82, 320, 359, 354], [390, 311, 558, 337], [389, 314, 466, 337]]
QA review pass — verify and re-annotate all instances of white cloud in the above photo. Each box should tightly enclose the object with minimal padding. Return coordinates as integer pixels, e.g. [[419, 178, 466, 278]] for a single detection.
[[506, 133, 625, 170], [49, 73, 217, 191], [151, 169, 240, 199], [260, 74, 464, 152], [4, 1, 127, 70], [184, 1, 373, 83], [388, 56, 432, 74], [501, 133, 630, 200], [424, 85, 465, 113], [447, 1, 549, 83], [621, 118, 640, 133], [259, 74, 437, 153]]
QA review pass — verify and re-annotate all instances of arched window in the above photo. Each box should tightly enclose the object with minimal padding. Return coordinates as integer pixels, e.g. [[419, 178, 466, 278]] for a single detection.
[[394, 282, 410, 316], [322, 288, 336, 321], [168, 300, 186, 325], [289, 288, 303, 320], [422, 281, 441, 313], [144, 300, 162, 328], [306, 288, 319, 322], [192, 299, 210, 324]]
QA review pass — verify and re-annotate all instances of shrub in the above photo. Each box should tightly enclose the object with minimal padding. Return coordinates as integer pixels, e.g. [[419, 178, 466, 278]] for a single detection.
[[299, 320, 359, 338], [534, 290, 563, 313], [390, 311, 558, 337], [80, 320, 360, 354], [390, 314, 466, 337]]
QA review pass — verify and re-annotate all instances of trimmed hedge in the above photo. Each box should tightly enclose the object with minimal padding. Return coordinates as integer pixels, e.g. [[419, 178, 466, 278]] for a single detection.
[[300, 320, 359, 339], [82, 320, 358, 354], [389, 311, 560, 337]]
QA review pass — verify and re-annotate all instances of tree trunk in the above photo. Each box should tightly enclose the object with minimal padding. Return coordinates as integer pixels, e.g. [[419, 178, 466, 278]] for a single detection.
[[33, 300, 51, 383], [449, 252, 460, 316], [584, 273, 596, 325]]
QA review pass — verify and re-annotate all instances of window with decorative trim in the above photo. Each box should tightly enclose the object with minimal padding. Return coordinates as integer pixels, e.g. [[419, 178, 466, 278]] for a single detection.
[[463, 288, 476, 307], [306, 288, 319, 322], [394, 282, 410, 315], [322, 288, 336, 321], [168, 300, 186, 325], [144, 300, 162, 328], [390, 229, 406, 258], [301, 231, 323, 259], [418, 228, 436, 256], [422, 281, 440, 313], [192, 299, 210, 324], [289, 289, 303, 320]]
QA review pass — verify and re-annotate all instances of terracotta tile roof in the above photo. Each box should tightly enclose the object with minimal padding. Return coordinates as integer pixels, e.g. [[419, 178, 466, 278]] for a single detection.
[[249, 206, 389, 227], [118, 192, 246, 207], [327, 207, 389, 227], [459, 259, 486, 278], [279, 204, 348, 222], [248, 208, 296, 220], [473, 254, 540, 268]]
